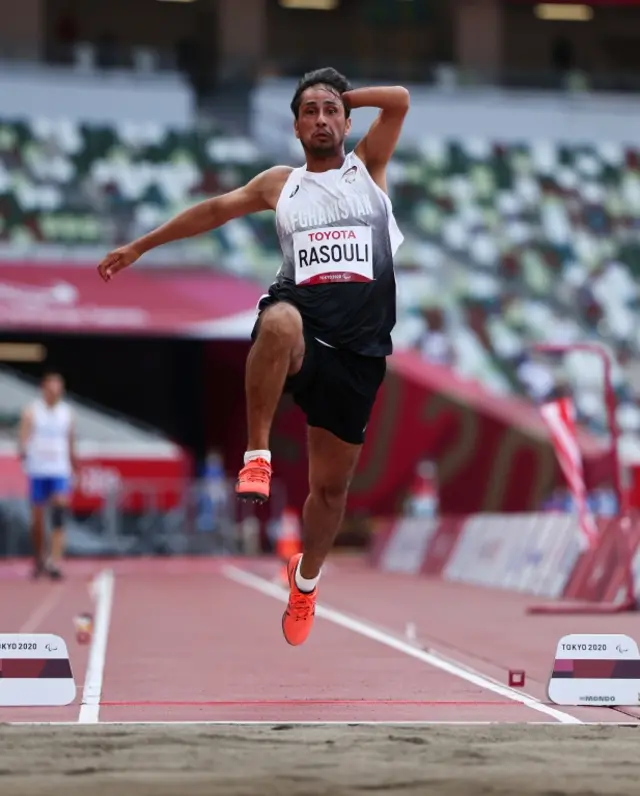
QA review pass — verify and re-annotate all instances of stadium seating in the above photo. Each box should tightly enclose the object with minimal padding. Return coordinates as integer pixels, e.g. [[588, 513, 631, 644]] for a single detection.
[[390, 137, 640, 449], [0, 117, 282, 280], [2, 116, 640, 449]]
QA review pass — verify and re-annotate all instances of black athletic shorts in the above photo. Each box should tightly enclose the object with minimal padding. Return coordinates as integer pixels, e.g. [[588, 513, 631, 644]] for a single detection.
[[251, 304, 386, 446]]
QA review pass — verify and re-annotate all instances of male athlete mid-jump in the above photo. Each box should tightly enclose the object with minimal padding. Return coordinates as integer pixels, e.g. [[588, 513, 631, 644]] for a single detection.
[[97, 68, 409, 646]]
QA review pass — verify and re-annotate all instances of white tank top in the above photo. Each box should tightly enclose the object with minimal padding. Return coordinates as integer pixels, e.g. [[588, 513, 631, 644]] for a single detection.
[[25, 398, 73, 477], [275, 150, 404, 277], [263, 151, 404, 357]]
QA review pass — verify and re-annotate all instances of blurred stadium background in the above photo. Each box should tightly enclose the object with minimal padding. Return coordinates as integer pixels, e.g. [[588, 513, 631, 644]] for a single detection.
[[1, 0, 640, 575]]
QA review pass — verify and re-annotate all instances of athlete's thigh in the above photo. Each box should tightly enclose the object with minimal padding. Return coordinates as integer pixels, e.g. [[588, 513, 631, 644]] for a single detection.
[[305, 346, 386, 446], [252, 298, 306, 377], [307, 426, 362, 494], [50, 477, 71, 507], [29, 477, 51, 507]]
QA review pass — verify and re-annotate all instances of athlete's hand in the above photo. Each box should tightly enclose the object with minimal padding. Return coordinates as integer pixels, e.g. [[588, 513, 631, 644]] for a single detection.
[[97, 244, 141, 283]]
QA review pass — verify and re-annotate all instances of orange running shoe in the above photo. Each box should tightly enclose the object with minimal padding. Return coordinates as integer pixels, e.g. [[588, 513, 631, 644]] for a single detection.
[[282, 552, 317, 646], [236, 457, 272, 503]]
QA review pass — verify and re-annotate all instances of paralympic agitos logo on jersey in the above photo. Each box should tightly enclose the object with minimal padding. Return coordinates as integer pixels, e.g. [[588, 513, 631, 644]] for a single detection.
[[342, 166, 357, 183]]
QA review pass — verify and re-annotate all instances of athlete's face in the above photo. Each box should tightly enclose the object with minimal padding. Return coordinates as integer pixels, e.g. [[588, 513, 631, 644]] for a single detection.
[[294, 85, 351, 158], [42, 375, 64, 404]]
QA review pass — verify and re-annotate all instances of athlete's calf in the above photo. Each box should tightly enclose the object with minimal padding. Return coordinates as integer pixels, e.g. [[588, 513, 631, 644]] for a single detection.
[[298, 426, 361, 582], [280, 425, 361, 646]]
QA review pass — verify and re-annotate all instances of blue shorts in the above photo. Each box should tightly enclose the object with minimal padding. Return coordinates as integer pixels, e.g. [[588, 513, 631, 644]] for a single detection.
[[29, 476, 70, 506]]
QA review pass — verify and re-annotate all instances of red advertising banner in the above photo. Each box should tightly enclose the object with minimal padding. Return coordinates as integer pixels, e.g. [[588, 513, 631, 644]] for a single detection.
[[361, 351, 608, 515], [0, 264, 262, 339]]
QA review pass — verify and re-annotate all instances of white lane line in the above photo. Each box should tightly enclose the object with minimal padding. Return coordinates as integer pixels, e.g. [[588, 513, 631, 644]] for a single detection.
[[5, 720, 636, 727], [0, 721, 519, 727], [222, 565, 581, 725], [78, 569, 115, 724]]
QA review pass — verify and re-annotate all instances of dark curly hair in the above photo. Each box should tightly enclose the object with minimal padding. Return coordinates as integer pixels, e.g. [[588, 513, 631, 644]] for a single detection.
[[290, 67, 352, 119]]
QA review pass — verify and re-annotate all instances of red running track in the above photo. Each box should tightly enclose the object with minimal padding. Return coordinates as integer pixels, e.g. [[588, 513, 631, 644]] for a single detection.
[[0, 556, 637, 725]]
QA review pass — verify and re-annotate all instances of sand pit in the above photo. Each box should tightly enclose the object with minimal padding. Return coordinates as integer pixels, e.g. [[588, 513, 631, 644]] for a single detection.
[[0, 723, 639, 795]]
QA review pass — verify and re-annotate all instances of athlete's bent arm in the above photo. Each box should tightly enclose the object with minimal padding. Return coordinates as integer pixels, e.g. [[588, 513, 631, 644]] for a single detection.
[[344, 85, 410, 191], [68, 415, 79, 475], [17, 407, 33, 464], [97, 165, 291, 281]]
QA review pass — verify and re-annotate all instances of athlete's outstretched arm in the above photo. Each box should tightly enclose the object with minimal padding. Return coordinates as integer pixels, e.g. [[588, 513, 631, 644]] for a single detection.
[[97, 165, 291, 282], [345, 86, 410, 191]]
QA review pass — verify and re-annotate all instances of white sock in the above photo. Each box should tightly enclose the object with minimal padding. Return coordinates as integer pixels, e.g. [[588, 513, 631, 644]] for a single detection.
[[244, 450, 271, 465], [294, 557, 320, 593]]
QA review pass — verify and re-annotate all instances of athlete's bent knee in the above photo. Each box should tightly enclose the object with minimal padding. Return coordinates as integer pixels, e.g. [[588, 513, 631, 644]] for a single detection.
[[311, 481, 349, 513], [258, 302, 303, 349], [51, 504, 68, 528]]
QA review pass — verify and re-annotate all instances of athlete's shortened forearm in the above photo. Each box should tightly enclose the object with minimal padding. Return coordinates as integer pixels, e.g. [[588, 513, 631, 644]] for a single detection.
[[342, 86, 410, 113]]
